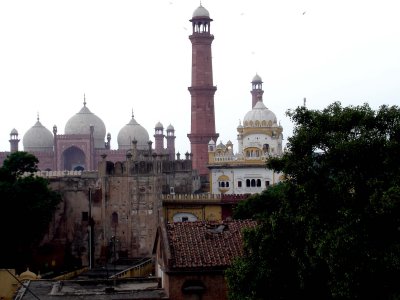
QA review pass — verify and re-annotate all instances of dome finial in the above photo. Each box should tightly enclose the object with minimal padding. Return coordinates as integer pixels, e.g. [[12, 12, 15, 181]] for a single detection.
[[83, 93, 87, 107], [37, 112, 39, 122], [131, 108, 134, 118]]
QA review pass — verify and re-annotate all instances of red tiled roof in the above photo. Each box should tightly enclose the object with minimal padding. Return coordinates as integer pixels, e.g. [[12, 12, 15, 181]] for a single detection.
[[166, 220, 257, 270]]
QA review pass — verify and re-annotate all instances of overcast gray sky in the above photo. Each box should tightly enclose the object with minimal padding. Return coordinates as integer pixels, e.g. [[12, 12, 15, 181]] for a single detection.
[[0, 0, 399, 154]]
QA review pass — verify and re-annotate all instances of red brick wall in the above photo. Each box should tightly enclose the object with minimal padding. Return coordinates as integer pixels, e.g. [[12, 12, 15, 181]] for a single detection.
[[166, 272, 228, 300]]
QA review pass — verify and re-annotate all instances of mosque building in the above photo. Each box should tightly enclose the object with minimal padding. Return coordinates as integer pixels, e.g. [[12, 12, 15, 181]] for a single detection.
[[0, 96, 177, 172]]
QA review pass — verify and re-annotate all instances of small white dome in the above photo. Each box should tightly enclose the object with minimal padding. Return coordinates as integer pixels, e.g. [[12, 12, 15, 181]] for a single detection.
[[23, 119, 53, 152], [117, 115, 149, 150], [252, 74, 262, 82], [10, 128, 18, 135], [243, 101, 277, 127], [65, 103, 106, 149], [208, 139, 216, 145], [167, 124, 174, 131], [192, 5, 210, 18], [155, 121, 163, 129]]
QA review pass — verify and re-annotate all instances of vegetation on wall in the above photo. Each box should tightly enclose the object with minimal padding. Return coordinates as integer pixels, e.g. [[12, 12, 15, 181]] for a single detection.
[[226, 102, 400, 299]]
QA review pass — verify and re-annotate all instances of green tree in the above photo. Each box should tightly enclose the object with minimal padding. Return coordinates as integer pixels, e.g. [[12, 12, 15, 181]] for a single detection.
[[0, 152, 61, 271], [226, 102, 400, 299]]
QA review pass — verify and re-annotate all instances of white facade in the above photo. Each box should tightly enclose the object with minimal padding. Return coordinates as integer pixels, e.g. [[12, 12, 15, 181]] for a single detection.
[[208, 75, 284, 195]]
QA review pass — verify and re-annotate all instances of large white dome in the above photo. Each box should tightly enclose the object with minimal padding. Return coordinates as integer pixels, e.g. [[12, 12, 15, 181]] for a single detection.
[[23, 118, 53, 152], [243, 101, 278, 127], [117, 115, 149, 150], [64, 103, 106, 149]]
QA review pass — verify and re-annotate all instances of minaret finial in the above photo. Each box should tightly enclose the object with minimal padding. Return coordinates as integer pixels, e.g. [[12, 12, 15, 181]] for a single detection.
[[37, 112, 39, 122], [131, 108, 134, 118], [83, 93, 86, 106], [303, 97, 306, 107]]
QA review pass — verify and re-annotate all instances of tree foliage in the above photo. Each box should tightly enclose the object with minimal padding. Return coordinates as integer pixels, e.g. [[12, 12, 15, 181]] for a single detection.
[[226, 102, 400, 299], [0, 152, 61, 270]]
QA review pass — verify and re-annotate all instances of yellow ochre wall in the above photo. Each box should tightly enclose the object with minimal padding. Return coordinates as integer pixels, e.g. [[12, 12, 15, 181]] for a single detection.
[[165, 205, 222, 222], [0, 269, 19, 300]]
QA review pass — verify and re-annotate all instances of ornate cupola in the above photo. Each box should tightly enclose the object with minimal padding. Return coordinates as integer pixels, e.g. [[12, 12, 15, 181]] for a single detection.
[[9, 128, 20, 152], [251, 74, 264, 108]]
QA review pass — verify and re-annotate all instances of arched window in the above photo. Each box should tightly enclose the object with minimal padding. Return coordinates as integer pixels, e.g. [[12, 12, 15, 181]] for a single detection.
[[173, 213, 198, 222], [257, 179, 261, 187], [251, 179, 256, 187], [246, 179, 250, 187]]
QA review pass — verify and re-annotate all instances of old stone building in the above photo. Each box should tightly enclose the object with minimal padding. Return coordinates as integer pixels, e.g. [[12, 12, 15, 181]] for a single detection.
[[37, 148, 199, 269]]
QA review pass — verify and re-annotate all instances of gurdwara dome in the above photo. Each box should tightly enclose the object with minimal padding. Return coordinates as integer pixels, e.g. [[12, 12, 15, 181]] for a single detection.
[[243, 101, 278, 128]]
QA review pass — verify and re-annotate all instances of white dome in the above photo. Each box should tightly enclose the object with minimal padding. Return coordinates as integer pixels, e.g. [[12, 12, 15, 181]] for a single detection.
[[23, 119, 53, 152], [243, 101, 277, 127], [64, 103, 106, 149], [192, 5, 210, 18], [117, 115, 150, 150], [10, 128, 18, 135], [155, 121, 163, 129], [252, 74, 262, 82]]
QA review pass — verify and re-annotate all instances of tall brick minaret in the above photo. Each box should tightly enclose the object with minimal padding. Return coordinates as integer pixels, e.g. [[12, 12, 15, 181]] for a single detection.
[[187, 5, 219, 182]]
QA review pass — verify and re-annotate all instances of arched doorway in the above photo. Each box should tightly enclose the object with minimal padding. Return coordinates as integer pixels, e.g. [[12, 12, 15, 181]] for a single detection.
[[62, 146, 86, 170]]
